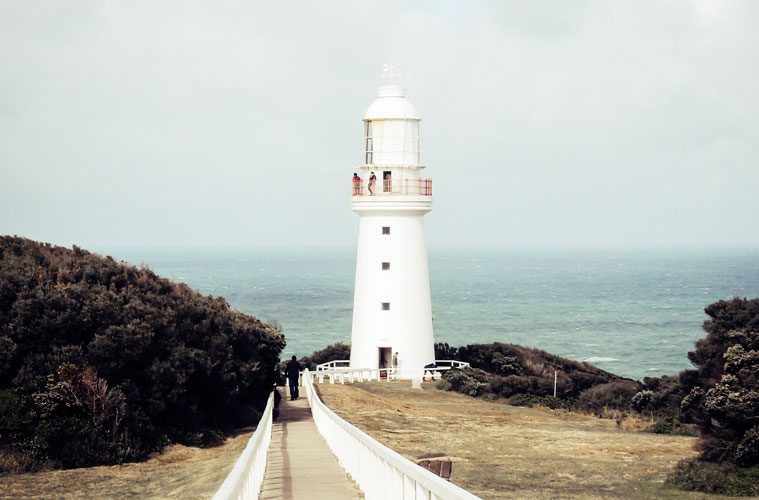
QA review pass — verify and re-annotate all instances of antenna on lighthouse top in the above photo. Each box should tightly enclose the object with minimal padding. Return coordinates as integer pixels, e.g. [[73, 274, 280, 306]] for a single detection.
[[382, 64, 402, 86]]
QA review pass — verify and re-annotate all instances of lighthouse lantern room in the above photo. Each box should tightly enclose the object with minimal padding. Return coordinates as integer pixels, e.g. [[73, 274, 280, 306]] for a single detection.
[[349, 81, 435, 379]]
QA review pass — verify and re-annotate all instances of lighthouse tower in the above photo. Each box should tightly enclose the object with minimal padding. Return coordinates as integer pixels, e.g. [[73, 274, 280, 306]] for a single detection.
[[349, 82, 435, 379]]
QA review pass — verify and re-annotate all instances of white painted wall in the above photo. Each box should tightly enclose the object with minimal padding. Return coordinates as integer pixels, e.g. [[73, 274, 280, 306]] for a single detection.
[[349, 200, 435, 378], [368, 119, 420, 165]]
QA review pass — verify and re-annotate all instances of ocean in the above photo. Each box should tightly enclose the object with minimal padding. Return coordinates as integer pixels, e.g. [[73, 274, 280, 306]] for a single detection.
[[109, 247, 759, 381]]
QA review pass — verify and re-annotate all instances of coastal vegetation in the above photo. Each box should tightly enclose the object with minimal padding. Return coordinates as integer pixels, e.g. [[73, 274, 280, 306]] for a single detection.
[[433, 298, 759, 496], [0, 237, 284, 472], [667, 297, 759, 495], [434, 342, 640, 408]]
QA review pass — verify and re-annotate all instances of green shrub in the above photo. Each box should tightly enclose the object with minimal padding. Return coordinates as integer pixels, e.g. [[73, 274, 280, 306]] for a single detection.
[[439, 342, 621, 398], [0, 237, 285, 470], [650, 417, 674, 434], [442, 367, 488, 397], [436, 379, 452, 391], [577, 380, 641, 415], [0, 389, 29, 436], [436, 343, 634, 410], [487, 374, 553, 398], [735, 426, 759, 466], [299, 342, 351, 371], [680, 298, 759, 465], [508, 393, 568, 410], [667, 458, 759, 496]]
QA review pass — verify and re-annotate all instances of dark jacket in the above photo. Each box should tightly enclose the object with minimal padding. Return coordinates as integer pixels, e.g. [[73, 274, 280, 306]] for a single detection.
[[286, 359, 301, 383]]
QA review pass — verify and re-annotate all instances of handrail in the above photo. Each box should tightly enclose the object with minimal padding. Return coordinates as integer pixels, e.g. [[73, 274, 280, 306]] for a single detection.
[[311, 360, 470, 384], [213, 392, 275, 500], [302, 368, 481, 500], [431, 360, 471, 369], [316, 359, 351, 371], [351, 177, 432, 197], [306, 366, 398, 384]]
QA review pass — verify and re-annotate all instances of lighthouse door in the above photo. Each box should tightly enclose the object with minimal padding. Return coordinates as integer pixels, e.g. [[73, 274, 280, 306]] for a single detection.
[[378, 347, 392, 369], [382, 171, 392, 193]]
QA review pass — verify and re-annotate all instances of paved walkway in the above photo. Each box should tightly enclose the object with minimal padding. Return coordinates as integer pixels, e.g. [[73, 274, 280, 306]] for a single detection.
[[259, 389, 361, 499]]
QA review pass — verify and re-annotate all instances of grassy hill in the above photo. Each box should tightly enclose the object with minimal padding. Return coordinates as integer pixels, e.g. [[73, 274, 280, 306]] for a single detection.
[[317, 382, 713, 499]]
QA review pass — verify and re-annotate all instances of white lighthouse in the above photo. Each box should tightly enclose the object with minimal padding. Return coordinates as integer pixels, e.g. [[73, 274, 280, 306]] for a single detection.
[[349, 81, 435, 379]]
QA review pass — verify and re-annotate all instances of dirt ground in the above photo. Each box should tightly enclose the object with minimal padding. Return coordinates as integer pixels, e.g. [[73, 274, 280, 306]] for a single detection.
[[0, 427, 253, 499], [316, 382, 729, 500]]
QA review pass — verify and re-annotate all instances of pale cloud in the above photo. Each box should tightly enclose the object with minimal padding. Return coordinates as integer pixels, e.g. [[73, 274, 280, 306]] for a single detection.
[[1, 0, 757, 250]]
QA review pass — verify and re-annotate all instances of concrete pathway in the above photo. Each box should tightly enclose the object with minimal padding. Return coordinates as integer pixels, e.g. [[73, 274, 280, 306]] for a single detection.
[[259, 388, 362, 499]]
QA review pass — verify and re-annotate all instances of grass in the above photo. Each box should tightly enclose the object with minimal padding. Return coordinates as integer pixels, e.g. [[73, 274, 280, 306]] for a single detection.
[[316, 381, 740, 499], [0, 382, 745, 499], [0, 427, 254, 499]]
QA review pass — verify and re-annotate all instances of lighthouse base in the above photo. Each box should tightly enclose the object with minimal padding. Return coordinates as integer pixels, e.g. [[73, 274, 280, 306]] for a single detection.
[[349, 207, 435, 380]]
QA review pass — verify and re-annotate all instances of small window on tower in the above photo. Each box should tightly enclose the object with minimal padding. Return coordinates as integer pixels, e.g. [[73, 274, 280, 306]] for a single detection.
[[382, 226, 390, 235], [365, 121, 373, 164], [381, 262, 390, 270], [381, 302, 390, 310]]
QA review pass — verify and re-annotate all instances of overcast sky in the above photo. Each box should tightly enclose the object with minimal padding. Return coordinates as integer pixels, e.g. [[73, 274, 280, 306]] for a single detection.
[[1, 1, 758, 251]]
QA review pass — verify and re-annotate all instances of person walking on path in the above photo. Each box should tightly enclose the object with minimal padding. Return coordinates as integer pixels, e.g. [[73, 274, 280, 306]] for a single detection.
[[286, 355, 301, 400]]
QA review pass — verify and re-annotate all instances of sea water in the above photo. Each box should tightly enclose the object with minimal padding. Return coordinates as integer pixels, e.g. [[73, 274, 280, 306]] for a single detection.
[[110, 247, 759, 381]]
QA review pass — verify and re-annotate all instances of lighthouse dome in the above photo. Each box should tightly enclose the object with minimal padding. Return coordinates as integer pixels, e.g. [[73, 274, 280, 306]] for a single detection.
[[364, 85, 420, 120]]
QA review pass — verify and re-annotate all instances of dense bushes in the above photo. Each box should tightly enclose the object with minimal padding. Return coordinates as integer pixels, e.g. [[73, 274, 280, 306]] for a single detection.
[[667, 459, 759, 496], [438, 367, 489, 397], [435, 342, 638, 408], [298, 342, 351, 371], [686, 298, 759, 466], [0, 237, 284, 471], [634, 374, 688, 417], [507, 393, 568, 410], [435, 342, 626, 399], [576, 380, 641, 415]]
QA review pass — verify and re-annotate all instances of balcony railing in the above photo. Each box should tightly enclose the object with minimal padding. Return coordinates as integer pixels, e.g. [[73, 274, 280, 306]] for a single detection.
[[351, 178, 432, 197]]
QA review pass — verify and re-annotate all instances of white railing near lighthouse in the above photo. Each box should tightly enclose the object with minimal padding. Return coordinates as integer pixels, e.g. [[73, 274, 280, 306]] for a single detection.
[[302, 368, 481, 500], [213, 392, 274, 500], [308, 366, 399, 384], [316, 359, 351, 371], [312, 359, 470, 384]]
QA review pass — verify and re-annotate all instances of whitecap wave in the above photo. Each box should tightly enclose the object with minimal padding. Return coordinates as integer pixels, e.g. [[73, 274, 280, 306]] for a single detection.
[[583, 356, 620, 363]]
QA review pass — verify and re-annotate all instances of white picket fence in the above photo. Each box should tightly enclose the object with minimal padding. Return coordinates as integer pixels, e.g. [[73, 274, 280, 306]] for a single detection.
[[212, 392, 274, 500], [303, 368, 481, 500], [307, 366, 398, 384], [311, 360, 471, 385]]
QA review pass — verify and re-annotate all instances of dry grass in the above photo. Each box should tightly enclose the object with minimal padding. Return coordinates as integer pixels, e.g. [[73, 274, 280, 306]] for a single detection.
[[316, 382, 734, 500], [0, 428, 254, 499]]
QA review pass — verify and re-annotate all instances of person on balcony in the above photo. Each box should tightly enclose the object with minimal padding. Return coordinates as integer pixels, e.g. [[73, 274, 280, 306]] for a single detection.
[[286, 355, 301, 400], [352, 172, 361, 195], [368, 172, 377, 195]]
